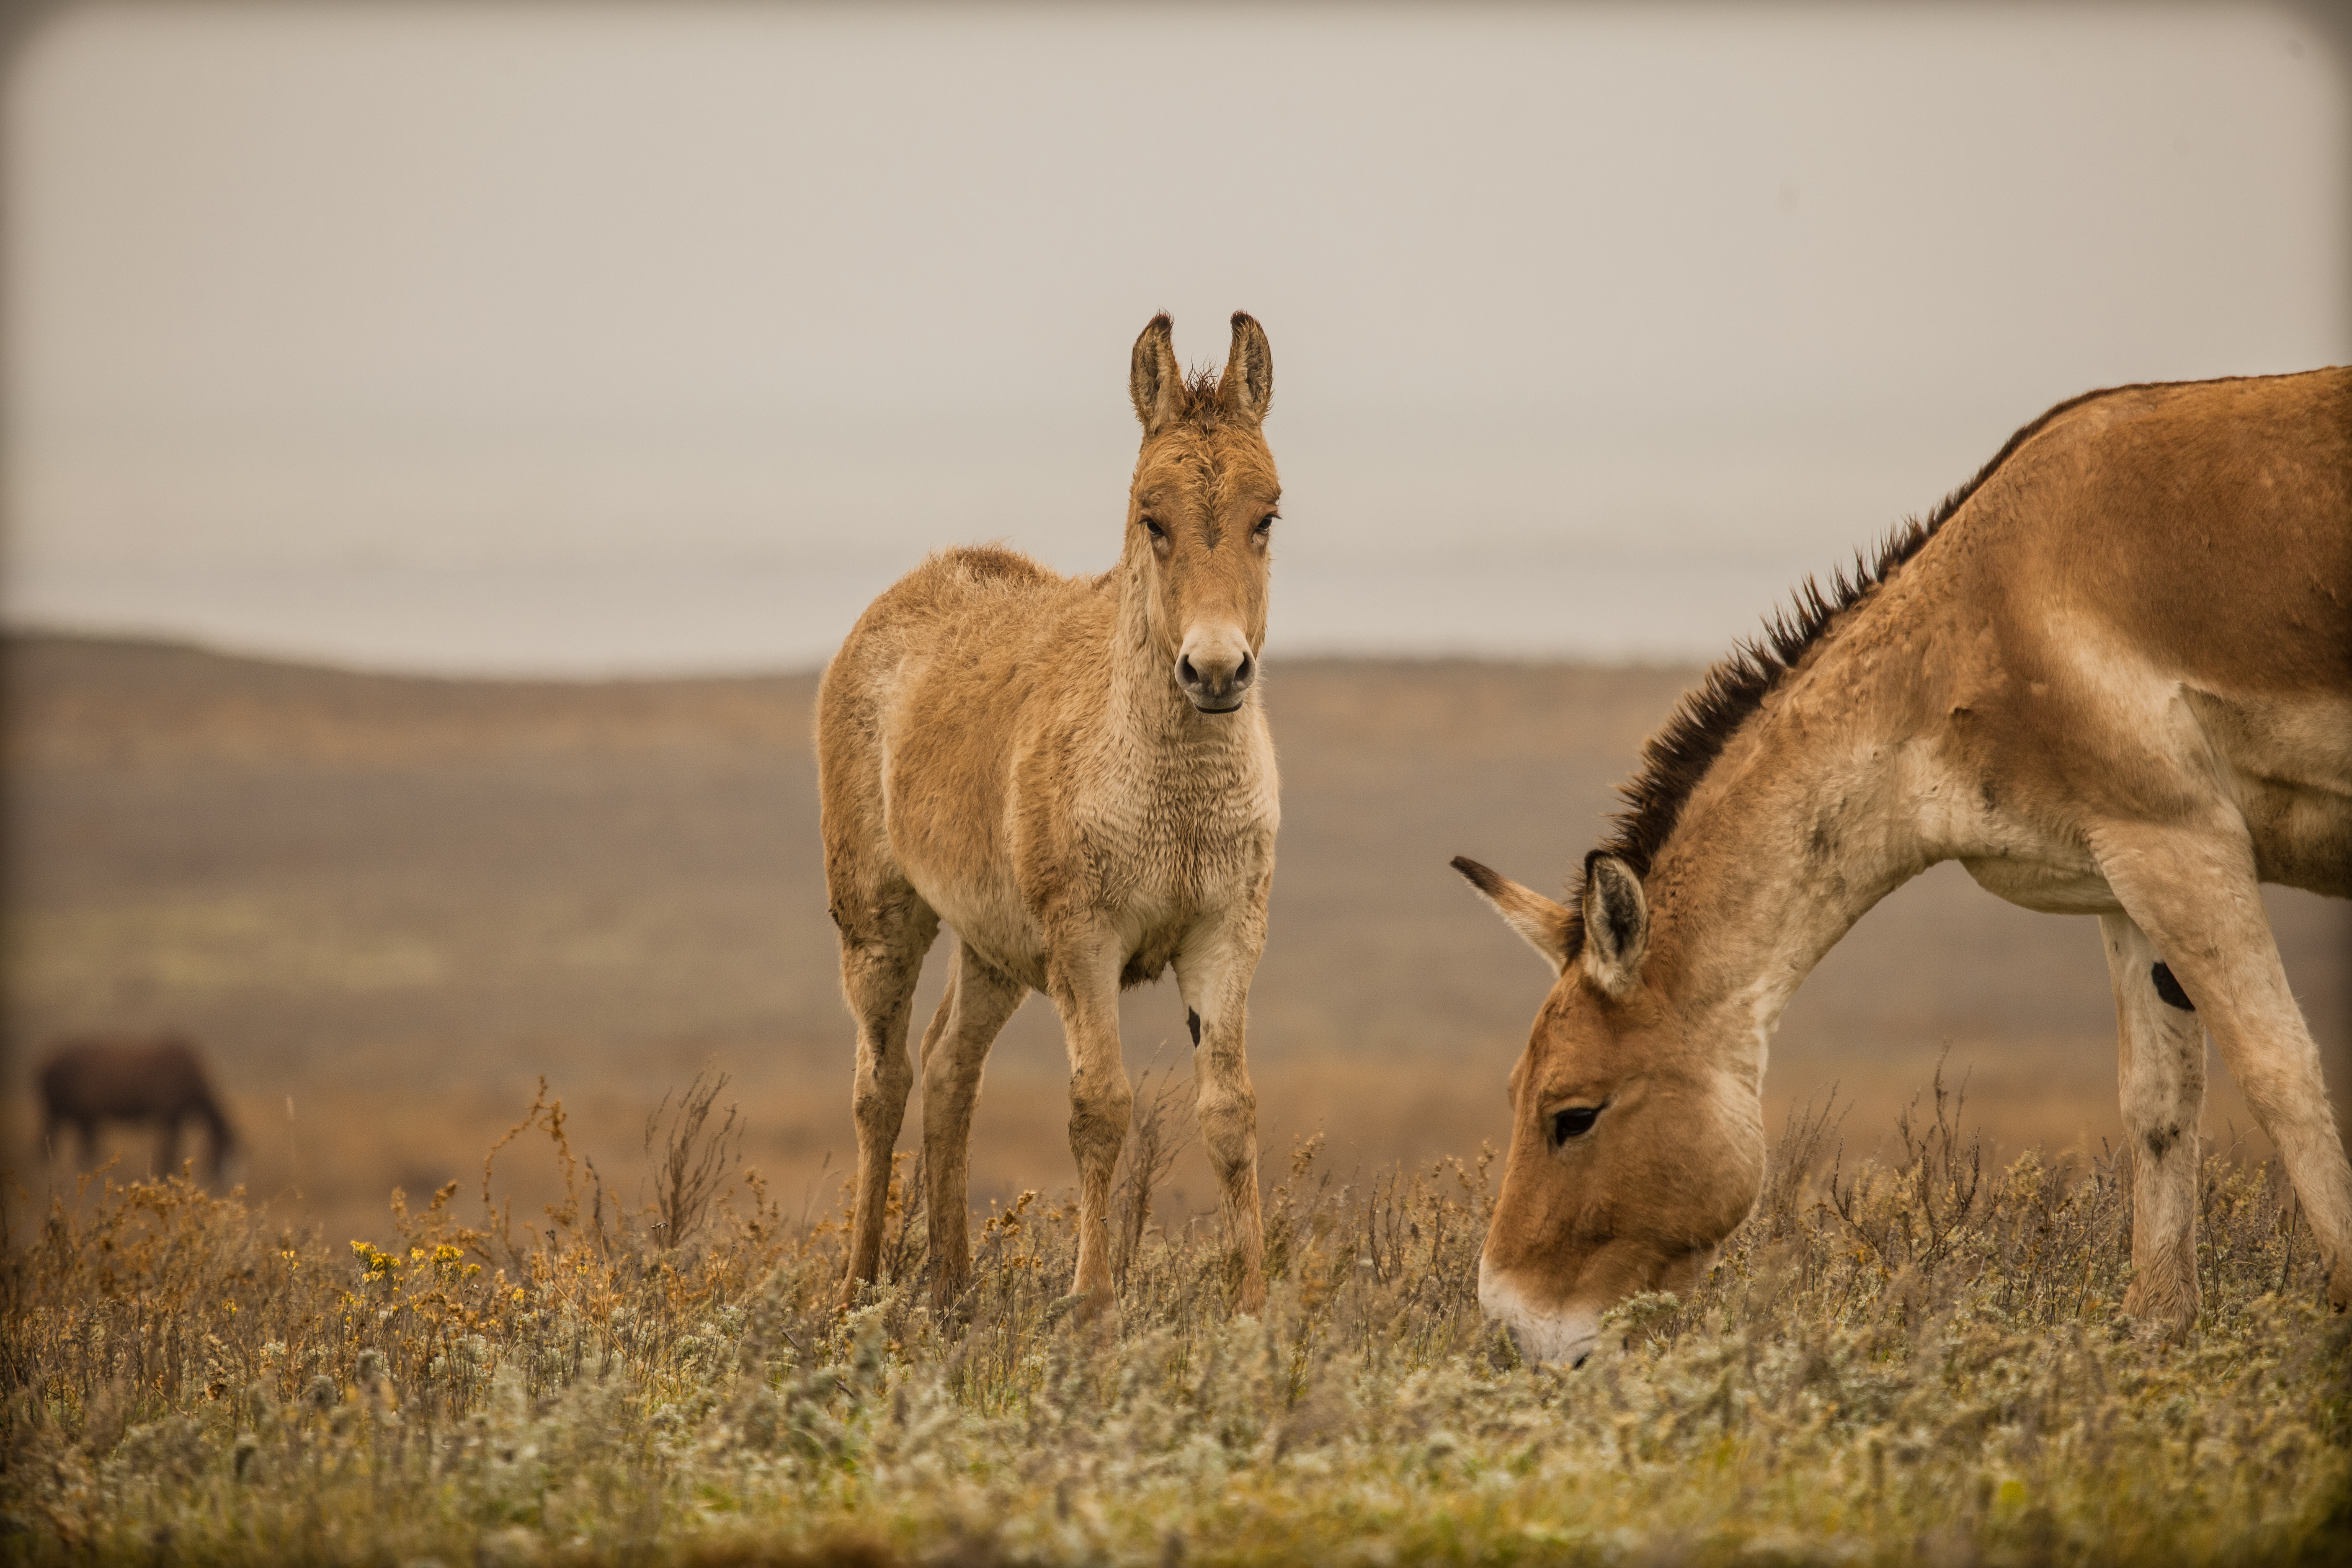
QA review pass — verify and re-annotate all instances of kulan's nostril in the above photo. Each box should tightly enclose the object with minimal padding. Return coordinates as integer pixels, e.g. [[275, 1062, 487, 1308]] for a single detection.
[[1235, 652, 1254, 686], [1178, 655, 1198, 686]]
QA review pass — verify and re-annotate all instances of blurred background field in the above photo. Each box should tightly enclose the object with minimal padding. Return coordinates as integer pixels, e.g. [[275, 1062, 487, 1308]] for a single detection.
[[6, 632, 2344, 1249]]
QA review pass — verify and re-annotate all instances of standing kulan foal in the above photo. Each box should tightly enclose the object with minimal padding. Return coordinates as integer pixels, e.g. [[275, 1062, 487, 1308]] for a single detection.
[[819, 312, 1281, 1320], [1456, 369, 2352, 1364]]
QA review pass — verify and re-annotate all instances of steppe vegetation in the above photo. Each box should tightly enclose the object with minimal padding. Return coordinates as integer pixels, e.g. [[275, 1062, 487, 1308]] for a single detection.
[[5, 1067, 2347, 1567]]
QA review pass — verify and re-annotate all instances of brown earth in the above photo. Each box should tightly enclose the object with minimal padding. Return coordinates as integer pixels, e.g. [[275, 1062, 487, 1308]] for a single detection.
[[4, 633, 2346, 1248]]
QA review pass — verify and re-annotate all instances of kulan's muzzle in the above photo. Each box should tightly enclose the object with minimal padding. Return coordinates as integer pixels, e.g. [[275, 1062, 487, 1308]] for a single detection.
[[1177, 627, 1256, 713], [1479, 1256, 1602, 1369]]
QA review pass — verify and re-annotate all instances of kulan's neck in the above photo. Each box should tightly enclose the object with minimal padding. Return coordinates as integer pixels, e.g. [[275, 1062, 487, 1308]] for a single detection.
[[1645, 673, 1938, 1089]]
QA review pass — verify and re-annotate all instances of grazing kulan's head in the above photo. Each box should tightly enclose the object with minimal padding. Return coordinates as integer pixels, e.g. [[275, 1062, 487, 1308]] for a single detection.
[[1125, 312, 1279, 715], [1454, 852, 1766, 1368]]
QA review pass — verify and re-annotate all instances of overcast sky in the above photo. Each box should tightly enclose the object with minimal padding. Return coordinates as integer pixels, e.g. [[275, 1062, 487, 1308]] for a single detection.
[[4, 2, 2345, 673]]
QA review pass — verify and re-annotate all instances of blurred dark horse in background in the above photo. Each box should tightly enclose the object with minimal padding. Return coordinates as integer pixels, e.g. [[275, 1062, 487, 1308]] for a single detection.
[[39, 1034, 237, 1180]]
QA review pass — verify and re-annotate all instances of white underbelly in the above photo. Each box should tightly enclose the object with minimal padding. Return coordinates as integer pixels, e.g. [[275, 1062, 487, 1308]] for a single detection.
[[2187, 686, 2352, 897], [901, 847, 1234, 992], [905, 863, 1046, 985]]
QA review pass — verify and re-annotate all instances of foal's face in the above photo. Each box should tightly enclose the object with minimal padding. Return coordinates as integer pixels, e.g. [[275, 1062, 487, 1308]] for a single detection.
[[1125, 312, 1279, 714], [1127, 428, 1278, 712]]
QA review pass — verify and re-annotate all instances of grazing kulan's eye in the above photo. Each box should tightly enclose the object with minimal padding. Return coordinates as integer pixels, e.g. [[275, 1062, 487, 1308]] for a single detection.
[[1553, 1106, 1600, 1145]]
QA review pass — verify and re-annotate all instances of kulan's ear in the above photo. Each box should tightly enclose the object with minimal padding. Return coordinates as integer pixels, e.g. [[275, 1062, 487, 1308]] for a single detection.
[[1580, 853, 1650, 997], [1218, 311, 1273, 426], [1451, 856, 1572, 977], [1131, 313, 1183, 435]]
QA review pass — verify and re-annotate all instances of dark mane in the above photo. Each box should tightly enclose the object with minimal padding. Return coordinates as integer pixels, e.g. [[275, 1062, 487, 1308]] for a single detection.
[[1560, 379, 2139, 957], [1176, 365, 1231, 431]]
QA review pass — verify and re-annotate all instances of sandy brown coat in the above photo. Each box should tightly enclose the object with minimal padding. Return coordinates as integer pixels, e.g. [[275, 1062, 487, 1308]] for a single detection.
[[818, 312, 1282, 1318], [1458, 368, 2352, 1362]]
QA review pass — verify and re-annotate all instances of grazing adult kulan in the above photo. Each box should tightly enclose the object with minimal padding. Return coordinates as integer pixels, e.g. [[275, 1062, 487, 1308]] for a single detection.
[[819, 312, 1281, 1320], [40, 1033, 238, 1181], [1454, 368, 2352, 1365]]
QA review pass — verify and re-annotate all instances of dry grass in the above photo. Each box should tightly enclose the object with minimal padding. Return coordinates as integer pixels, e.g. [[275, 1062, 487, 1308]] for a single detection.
[[4, 1066, 2347, 1568]]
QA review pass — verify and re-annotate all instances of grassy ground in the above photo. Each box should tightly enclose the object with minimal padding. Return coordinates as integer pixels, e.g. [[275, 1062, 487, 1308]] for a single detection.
[[5, 1069, 2347, 1567]]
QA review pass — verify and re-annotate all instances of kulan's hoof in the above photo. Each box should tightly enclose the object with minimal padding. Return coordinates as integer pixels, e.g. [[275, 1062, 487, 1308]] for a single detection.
[[930, 1273, 975, 1327], [2121, 1278, 2197, 1342], [1066, 1287, 1120, 1338]]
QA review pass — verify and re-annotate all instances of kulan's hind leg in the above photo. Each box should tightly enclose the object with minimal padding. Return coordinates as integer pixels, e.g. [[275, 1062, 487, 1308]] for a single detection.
[[2101, 912, 2207, 1335], [919, 939, 1026, 1313], [835, 875, 941, 1308]]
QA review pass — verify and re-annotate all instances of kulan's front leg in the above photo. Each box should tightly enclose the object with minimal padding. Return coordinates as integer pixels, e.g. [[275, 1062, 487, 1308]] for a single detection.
[[1045, 942, 1132, 1323], [2100, 911, 2207, 1336], [1178, 912, 1269, 1316], [2099, 820, 2352, 1314]]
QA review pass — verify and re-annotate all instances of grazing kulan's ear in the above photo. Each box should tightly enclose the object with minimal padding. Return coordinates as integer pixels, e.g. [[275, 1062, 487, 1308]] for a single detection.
[[1580, 853, 1649, 997], [1218, 311, 1273, 426], [1130, 313, 1183, 435], [1452, 856, 1572, 977]]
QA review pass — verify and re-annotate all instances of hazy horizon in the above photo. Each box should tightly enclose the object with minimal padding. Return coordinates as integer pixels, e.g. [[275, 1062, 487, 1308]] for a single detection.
[[5, 3, 2346, 676]]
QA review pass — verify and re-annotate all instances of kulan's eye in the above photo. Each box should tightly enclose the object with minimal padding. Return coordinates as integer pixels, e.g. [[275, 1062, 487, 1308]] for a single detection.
[[1254, 513, 1277, 537], [1552, 1106, 1600, 1145], [1142, 517, 1167, 540]]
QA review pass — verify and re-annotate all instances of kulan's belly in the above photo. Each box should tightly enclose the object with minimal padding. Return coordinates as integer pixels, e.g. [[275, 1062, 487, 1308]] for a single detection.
[[879, 704, 1279, 992], [914, 869, 1052, 990], [2188, 685, 2352, 898], [892, 822, 1248, 993], [1955, 771, 2352, 913], [1957, 793, 2352, 911], [910, 863, 1240, 993]]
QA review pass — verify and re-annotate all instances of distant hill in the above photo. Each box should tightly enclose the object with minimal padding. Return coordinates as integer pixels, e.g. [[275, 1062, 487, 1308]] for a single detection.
[[6, 633, 2344, 1241]]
